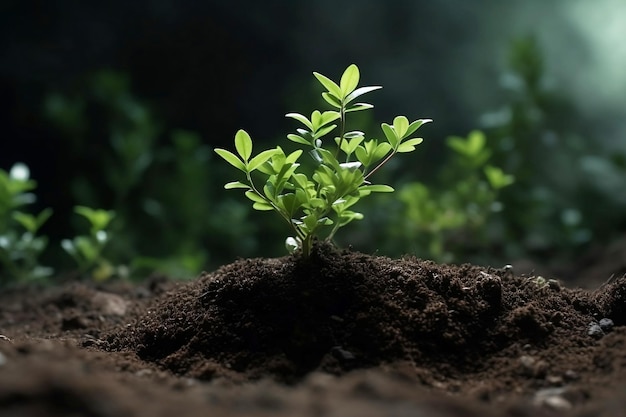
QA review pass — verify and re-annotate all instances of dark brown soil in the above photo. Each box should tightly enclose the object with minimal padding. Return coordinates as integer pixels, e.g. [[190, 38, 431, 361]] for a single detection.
[[2, 243, 626, 416]]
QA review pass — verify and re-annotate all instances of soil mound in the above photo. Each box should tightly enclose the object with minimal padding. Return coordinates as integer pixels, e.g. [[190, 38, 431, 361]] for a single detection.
[[108, 243, 626, 391]]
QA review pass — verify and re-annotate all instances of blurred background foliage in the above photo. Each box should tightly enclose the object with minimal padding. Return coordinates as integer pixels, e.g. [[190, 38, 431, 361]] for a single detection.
[[1, 0, 625, 283]]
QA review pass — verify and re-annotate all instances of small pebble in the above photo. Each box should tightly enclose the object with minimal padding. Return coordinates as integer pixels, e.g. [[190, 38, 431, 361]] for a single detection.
[[135, 369, 153, 378], [546, 375, 563, 385], [541, 395, 573, 411], [588, 322, 604, 338], [331, 346, 355, 362], [533, 387, 573, 411], [519, 355, 547, 377], [598, 318, 614, 332]]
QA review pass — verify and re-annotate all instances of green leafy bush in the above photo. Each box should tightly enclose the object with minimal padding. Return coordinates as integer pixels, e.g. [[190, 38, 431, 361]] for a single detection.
[[0, 163, 53, 283], [384, 130, 514, 262], [480, 36, 626, 262], [45, 71, 260, 276], [216, 64, 431, 257]]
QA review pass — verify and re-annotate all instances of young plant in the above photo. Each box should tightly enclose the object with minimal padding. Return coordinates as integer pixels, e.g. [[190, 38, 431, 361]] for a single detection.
[[215, 64, 431, 257], [0, 163, 54, 284], [62, 206, 117, 281]]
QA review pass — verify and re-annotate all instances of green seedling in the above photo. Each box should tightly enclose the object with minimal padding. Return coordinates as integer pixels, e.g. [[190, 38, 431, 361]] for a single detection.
[[62, 206, 116, 281], [216, 64, 431, 257], [0, 163, 53, 284]]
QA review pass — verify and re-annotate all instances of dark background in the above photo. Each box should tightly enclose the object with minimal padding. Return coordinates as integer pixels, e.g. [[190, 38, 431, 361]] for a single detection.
[[2, 0, 625, 275]]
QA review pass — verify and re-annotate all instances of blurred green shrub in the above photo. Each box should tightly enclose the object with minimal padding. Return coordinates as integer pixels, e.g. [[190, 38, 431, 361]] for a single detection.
[[44, 71, 259, 278], [40, 43, 626, 275], [480, 36, 626, 262], [0, 163, 53, 284], [376, 130, 513, 263]]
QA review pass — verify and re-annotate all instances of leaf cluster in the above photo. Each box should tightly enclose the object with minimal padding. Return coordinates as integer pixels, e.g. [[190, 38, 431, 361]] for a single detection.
[[216, 64, 431, 256]]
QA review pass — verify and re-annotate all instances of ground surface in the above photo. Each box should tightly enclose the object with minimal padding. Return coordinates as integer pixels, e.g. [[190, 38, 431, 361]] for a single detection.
[[1, 243, 626, 416]]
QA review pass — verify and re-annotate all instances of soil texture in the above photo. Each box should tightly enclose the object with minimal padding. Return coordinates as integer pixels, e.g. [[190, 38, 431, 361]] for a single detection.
[[2, 243, 626, 416]]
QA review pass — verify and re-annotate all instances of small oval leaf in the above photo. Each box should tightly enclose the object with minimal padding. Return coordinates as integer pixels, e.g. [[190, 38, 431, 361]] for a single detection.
[[285, 113, 313, 130], [340, 64, 360, 96], [344, 86, 382, 104], [393, 116, 409, 138], [224, 181, 250, 190], [214, 148, 247, 172], [321, 92, 342, 108], [234, 129, 253, 161], [252, 202, 274, 211], [313, 71, 342, 98], [248, 148, 280, 171]]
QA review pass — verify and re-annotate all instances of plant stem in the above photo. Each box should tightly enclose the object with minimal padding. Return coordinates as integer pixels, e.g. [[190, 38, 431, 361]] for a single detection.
[[364, 150, 397, 181], [301, 235, 312, 258], [334, 104, 346, 159]]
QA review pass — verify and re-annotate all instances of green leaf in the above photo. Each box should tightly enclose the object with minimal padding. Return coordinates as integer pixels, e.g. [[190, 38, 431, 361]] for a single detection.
[[354, 146, 370, 167], [313, 124, 337, 139], [12, 212, 37, 233], [263, 181, 276, 199], [467, 130, 486, 154], [291, 173, 310, 190], [311, 110, 322, 129], [302, 214, 319, 231], [484, 165, 515, 189], [286, 150, 303, 164], [287, 134, 311, 146], [359, 184, 394, 193], [340, 64, 360, 96], [252, 202, 274, 211], [393, 116, 409, 138], [13, 208, 52, 233], [234, 129, 253, 161], [224, 181, 250, 190], [344, 130, 364, 139], [372, 142, 392, 160], [318, 217, 333, 226], [277, 193, 300, 217], [321, 111, 341, 125], [74, 236, 98, 262], [313, 71, 342, 98], [397, 138, 424, 153], [446, 136, 465, 153], [214, 148, 247, 172], [285, 113, 313, 130], [345, 103, 374, 113], [75, 206, 114, 231], [245, 190, 268, 204], [321, 92, 342, 108], [308, 197, 326, 209], [447, 130, 485, 157], [344, 86, 382, 104], [248, 148, 280, 171], [337, 211, 364, 226], [336, 135, 365, 155], [404, 118, 432, 138], [381, 123, 399, 147]]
